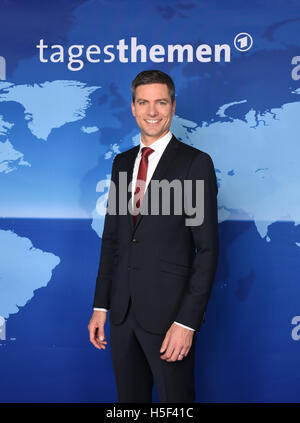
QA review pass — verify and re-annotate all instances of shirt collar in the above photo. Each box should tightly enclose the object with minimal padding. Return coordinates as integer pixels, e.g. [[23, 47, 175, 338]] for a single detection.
[[139, 131, 172, 155]]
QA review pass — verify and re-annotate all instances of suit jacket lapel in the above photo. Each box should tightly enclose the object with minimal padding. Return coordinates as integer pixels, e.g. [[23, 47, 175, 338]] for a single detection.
[[127, 145, 139, 190], [125, 145, 139, 232]]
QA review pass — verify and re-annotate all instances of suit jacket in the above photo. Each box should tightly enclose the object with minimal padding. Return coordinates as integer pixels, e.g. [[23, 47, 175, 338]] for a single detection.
[[93, 135, 219, 335]]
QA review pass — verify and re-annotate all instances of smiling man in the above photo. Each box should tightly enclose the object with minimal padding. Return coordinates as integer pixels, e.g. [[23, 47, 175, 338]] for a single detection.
[[131, 81, 175, 140], [88, 70, 219, 403]]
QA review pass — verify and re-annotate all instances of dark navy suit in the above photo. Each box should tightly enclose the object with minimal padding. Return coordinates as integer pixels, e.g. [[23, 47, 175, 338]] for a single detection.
[[93, 135, 219, 402]]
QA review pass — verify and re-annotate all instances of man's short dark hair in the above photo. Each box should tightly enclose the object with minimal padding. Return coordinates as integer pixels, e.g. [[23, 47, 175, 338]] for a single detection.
[[131, 70, 175, 103]]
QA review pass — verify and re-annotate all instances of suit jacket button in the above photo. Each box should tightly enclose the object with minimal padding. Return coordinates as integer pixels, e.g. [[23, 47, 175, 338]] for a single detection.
[[132, 238, 137, 243], [127, 266, 131, 271]]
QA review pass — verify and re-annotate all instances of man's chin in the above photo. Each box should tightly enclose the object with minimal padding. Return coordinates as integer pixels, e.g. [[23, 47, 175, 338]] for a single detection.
[[142, 129, 166, 139]]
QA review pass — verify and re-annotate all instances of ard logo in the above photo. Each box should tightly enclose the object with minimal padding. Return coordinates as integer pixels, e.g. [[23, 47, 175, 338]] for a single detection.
[[234, 33, 253, 52]]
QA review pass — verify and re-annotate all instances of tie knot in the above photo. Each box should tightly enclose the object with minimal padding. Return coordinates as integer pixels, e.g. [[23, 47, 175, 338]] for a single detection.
[[141, 147, 154, 160]]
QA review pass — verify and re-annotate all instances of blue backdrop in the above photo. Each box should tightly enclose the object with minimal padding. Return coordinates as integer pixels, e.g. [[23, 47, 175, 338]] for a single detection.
[[1, 0, 300, 403]]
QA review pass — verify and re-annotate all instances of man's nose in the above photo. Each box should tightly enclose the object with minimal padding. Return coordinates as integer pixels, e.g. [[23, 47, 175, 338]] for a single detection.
[[147, 104, 158, 116]]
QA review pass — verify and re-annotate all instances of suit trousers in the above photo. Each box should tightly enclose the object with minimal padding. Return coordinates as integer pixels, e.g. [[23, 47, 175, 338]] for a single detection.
[[109, 297, 196, 403]]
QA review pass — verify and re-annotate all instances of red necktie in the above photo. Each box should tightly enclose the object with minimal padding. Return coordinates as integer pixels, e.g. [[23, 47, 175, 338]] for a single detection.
[[133, 147, 154, 225]]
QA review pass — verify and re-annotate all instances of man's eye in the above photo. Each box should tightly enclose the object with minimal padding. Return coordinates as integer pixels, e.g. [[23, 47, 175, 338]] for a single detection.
[[139, 101, 146, 105], [160, 102, 166, 105]]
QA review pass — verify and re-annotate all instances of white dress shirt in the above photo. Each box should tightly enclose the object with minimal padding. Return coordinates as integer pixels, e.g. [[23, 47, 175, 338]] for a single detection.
[[94, 131, 195, 332]]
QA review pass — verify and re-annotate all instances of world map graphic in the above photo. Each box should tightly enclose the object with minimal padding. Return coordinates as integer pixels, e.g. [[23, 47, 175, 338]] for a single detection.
[[0, 0, 300, 403]]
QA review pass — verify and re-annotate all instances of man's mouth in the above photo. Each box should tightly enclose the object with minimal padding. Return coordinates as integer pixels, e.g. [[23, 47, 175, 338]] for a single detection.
[[145, 119, 161, 124]]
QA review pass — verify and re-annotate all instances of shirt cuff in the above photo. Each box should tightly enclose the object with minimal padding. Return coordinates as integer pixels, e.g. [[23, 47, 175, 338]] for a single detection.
[[174, 321, 195, 331], [92, 313, 194, 330]]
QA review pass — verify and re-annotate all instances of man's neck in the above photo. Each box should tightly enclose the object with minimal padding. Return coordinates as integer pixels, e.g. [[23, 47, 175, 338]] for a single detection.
[[141, 130, 170, 146]]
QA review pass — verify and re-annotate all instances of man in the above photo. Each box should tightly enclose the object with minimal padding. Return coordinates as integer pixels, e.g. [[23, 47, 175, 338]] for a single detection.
[[88, 70, 219, 403]]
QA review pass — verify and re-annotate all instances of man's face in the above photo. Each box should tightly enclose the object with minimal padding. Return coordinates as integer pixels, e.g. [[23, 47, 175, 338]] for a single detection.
[[131, 83, 176, 144]]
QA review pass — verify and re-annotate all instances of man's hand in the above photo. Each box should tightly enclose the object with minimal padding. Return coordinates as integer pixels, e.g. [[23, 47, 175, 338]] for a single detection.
[[88, 310, 108, 350], [160, 323, 194, 362]]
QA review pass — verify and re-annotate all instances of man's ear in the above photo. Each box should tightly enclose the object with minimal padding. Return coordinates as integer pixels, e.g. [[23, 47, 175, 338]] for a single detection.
[[171, 99, 176, 116], [131, 101, 136, 117]]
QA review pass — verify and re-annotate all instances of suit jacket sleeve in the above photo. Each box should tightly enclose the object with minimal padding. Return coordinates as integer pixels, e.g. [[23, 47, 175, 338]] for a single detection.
[[174, 152, 219, 331], [93, 154, 120, 310]]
